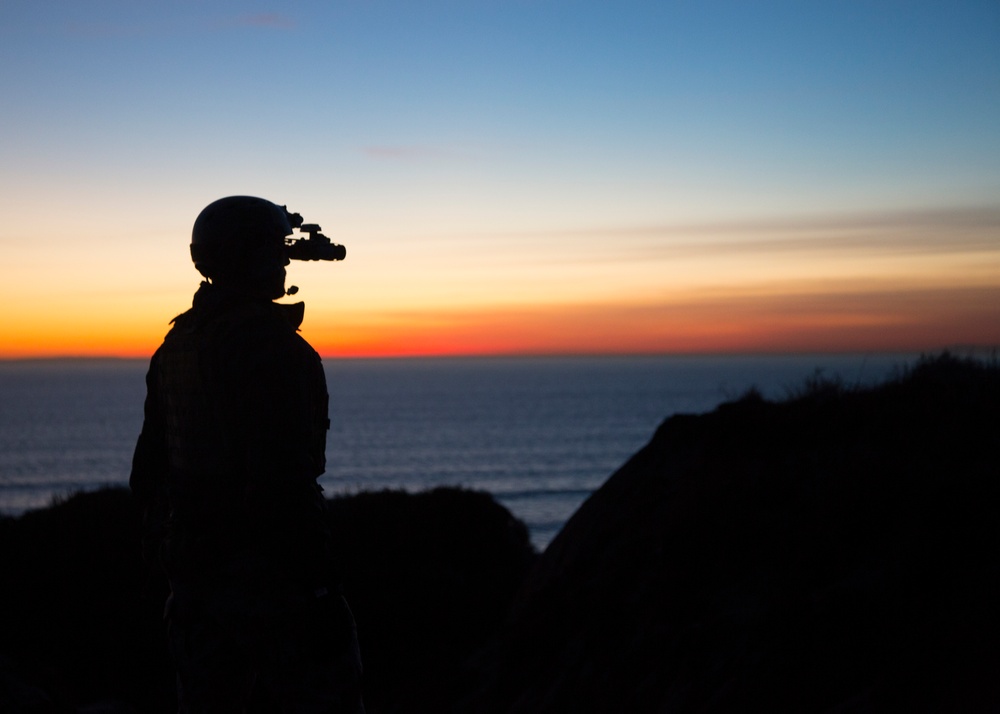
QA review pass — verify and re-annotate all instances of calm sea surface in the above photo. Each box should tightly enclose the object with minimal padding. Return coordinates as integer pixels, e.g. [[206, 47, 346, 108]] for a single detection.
[[0, 354, 918, 549]]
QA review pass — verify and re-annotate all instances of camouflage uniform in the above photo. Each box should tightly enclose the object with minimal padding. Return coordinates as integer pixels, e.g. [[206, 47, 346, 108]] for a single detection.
[[131, 281, 363, 713]]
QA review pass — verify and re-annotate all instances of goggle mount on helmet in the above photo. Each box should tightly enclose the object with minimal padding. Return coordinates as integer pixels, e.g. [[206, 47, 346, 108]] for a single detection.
[[283, 208, 347, 262]]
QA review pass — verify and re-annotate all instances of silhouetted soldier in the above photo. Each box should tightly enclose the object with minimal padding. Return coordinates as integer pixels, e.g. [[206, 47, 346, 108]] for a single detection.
[[130, 196, 363, 713]]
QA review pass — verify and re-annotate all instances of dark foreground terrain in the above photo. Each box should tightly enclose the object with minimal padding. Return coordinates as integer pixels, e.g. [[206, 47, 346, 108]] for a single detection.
[[2, 353, 998, 712], [0, 486, 536, 713]]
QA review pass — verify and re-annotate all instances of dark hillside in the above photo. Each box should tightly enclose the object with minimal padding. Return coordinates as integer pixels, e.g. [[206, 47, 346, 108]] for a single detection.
[[0, 487, 536, 712], [456, 354, 1000, 713]]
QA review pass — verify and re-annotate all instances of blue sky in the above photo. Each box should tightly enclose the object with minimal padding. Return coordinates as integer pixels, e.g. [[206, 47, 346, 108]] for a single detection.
[[1, 1, 998, 356]]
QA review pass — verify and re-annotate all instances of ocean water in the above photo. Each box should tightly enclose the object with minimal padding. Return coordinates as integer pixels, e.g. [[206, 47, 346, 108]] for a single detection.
[[0, 354, 917, 549]]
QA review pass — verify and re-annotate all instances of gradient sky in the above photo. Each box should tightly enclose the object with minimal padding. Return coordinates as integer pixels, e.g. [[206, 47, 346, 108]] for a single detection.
[[2, 0, 998, 358]]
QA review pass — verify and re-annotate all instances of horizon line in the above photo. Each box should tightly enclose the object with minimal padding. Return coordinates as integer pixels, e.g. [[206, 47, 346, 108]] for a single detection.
[[1, 346, 991, 364]]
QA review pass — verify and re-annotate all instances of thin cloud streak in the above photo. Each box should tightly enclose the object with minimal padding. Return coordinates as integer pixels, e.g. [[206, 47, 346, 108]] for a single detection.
[[504, 205, 1000, 263], [630, 230, 1000, 261], [65, 13, 296, 38], [65, 21, 153, 38], [428, 205, 1000, 269], [607, 206, 1000, 237], [234, 14, 295, 30]]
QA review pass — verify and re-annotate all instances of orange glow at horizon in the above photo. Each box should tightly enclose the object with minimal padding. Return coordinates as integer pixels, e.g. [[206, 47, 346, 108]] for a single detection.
[[3, 280, 999, 360], [3, 211, 998, 360], [307, 282, 1000, 358]]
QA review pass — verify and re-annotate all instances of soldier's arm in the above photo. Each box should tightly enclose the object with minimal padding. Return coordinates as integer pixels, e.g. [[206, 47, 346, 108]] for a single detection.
[[130, 350, 171, 568]]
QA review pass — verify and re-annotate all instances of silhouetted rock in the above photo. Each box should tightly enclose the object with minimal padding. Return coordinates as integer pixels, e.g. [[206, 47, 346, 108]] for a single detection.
[[0, 487, 536, 713], [457, 354, 1000, 713]]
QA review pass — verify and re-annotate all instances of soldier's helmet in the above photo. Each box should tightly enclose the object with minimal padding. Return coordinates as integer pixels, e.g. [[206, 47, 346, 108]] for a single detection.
[[190, 196, 293, 280]]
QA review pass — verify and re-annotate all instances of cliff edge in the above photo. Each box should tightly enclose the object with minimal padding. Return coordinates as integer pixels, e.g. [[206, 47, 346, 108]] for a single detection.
[[457, 354, 1000, 713]]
